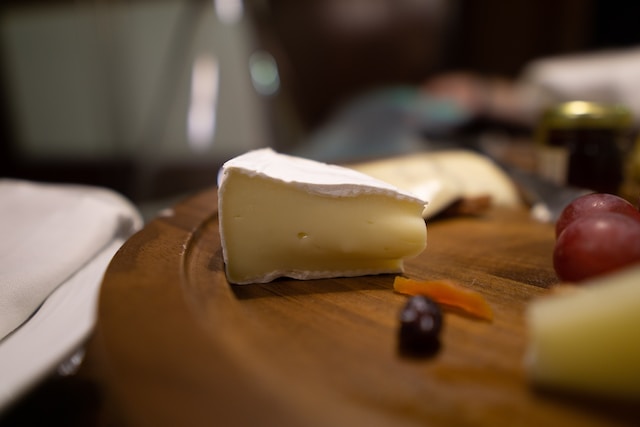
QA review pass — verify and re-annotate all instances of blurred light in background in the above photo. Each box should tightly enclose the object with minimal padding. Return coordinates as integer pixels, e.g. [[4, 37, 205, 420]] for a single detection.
[[318, 0, 390, 35], [249, 50, 280, 96], [1, 0, 273, 201], [214, 0, 244, 25], [187, 54, 220, 152]]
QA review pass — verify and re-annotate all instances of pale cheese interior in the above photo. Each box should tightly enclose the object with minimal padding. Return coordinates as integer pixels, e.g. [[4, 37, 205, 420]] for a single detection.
[[526, 265, 640, 399], [220, 171, 427, 284]]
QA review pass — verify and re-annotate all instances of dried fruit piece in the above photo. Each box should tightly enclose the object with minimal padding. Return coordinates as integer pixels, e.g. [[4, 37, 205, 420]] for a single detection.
[[398, 295, 442, 356], [393, 276, 493, 321]]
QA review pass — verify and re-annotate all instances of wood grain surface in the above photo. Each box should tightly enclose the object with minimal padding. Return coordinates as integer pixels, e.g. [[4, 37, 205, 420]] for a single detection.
[[82, 188, 638, 427]]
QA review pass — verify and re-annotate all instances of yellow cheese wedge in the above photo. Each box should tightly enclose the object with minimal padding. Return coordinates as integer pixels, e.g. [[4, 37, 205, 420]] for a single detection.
[[217, 148, 427, 284], [526, 264, 640, 400], [349, 150, 521, 219]]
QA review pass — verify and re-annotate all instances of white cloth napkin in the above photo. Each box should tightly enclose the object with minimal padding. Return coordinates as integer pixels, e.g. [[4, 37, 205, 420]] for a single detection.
[[0, 179, 142, 408], [0, 179, 142, 339]]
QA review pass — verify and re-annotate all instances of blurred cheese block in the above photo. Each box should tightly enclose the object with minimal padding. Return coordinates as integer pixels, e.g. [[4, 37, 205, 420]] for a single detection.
[[526, 265, 640, 400], [217, 148, 427, 284], [349, 150, 521, 218]]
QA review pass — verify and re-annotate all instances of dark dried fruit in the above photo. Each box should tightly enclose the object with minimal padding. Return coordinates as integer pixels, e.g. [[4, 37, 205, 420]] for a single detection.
[[398, 295, 442, 356]]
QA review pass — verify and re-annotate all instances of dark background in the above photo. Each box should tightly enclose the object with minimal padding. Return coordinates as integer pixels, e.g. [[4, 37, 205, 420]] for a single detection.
[[1, 0, 638, 203]]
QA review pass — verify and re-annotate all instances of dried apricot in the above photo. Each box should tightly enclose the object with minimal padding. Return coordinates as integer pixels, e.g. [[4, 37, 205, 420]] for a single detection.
[[393, 276, 493, 321]]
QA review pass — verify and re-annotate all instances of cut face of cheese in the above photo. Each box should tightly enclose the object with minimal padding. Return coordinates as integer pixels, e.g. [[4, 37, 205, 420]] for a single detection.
[[526, 264, 640, 400], [217, 148, 427, 284]]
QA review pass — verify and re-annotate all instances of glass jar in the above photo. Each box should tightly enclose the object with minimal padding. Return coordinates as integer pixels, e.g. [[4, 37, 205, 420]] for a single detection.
[[536, 101, 634, 194]]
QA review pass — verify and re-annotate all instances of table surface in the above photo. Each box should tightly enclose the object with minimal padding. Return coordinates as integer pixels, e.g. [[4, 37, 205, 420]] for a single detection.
[[71, 188, 637, 427]]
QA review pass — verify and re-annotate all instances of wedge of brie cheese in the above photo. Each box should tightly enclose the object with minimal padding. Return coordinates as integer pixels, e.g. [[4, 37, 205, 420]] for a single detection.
[[526, 264, 640, 400], [217, 148, 427, 284], [349, 150, 521, 219]]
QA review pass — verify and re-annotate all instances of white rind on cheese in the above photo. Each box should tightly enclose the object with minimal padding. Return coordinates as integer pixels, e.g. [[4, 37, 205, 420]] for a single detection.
[[217, 148, 428, 285], [526, 264, 640, 400], [218, 148, 427, 202]]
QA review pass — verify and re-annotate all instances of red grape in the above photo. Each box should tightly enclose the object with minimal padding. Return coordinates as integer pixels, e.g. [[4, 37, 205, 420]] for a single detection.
[[556, 193, 640, 238], [553, 212, 640, 282]]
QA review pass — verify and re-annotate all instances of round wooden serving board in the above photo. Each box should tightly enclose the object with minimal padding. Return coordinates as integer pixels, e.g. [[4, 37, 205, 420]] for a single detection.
[[83, 189, 637, 427]]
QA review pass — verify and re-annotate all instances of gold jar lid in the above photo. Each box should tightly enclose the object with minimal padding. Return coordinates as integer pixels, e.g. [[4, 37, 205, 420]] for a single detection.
[[541, 101, 633, 129]]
